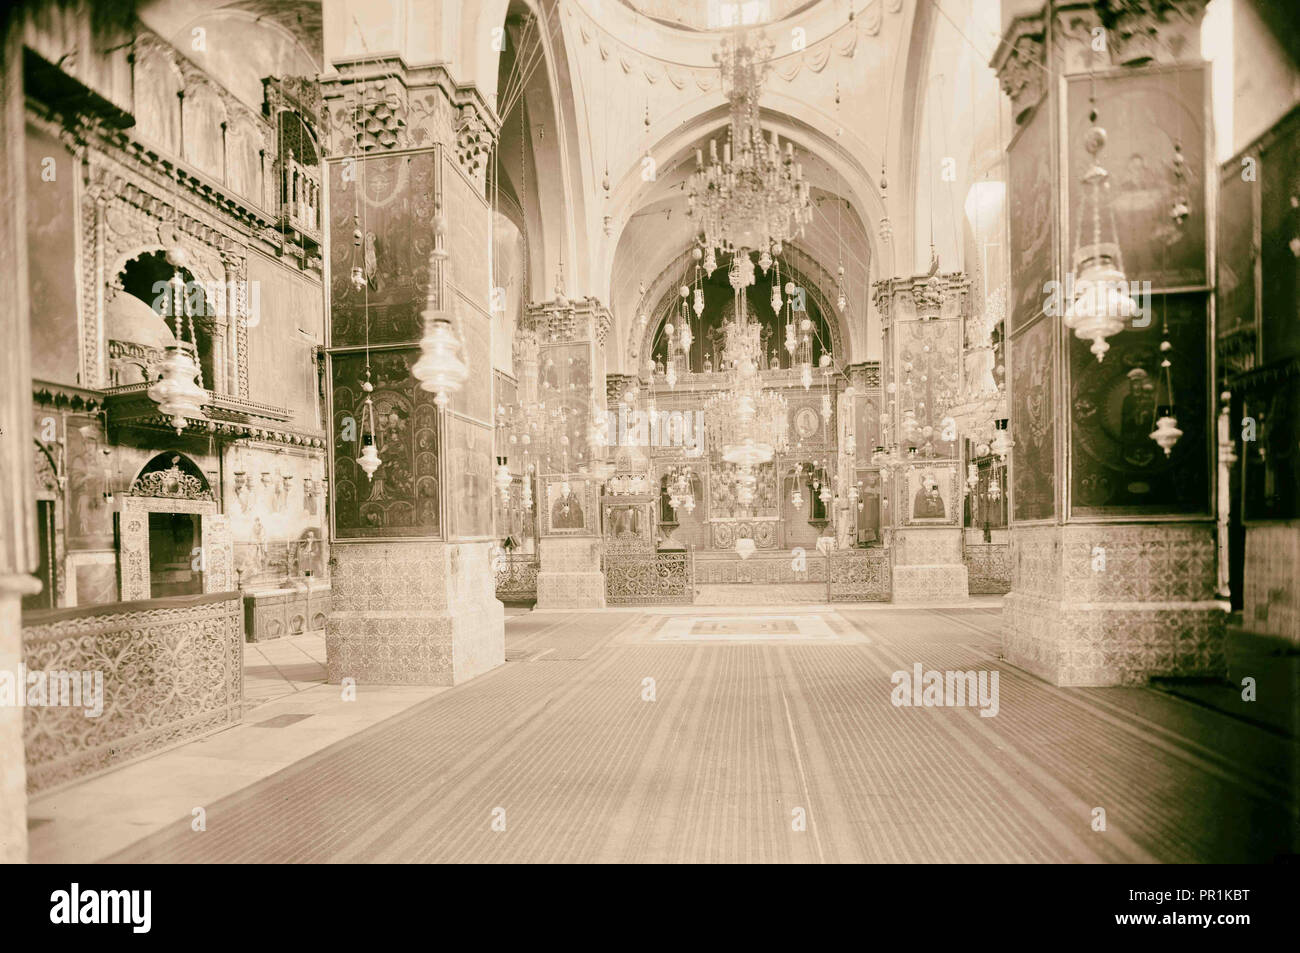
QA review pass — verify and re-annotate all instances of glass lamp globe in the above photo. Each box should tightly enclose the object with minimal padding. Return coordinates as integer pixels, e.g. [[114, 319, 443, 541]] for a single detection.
[[413, 313, 469, 407], [357, 434, 382, 480]]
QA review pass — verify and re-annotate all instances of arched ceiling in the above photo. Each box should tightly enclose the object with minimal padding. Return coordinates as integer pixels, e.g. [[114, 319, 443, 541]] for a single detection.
[[615, 0, 823, 33]]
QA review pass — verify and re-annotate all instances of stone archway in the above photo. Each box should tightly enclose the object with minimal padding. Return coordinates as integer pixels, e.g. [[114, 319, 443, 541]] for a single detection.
[[118, 454, 234, 600]]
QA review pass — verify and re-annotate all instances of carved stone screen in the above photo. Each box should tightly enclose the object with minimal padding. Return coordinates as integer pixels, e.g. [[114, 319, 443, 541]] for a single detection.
[[1066, 67, 1208, 290], [327, 149, 438, 348], [1010, 315, 1056, 522], [1007, 105, 1055, 335], [331, 349, 441, 539], [1070, 293, 1210, 516]]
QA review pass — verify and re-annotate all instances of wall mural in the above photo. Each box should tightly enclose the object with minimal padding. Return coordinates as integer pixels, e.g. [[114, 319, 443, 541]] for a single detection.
[[332, 349, 441, 539], [328, 150, 438, 348], [1011, 316, 1056, 522], [65, 416, 115, 551], [1070, 294, 1209, 515], [1067, 67, 1207, 290], [1008, 105, 1055, 334]]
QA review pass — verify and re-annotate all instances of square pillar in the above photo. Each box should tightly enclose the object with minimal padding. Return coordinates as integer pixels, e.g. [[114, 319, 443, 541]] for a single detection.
[[874, 274, 972, 602], [996, 1, 1223, 686], [529, 297, 611, 608], [321, 62, 503, 685]]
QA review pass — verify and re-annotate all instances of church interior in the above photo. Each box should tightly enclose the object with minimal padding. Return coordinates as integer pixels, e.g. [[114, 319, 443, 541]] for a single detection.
[[0, 0, 1297, 867]]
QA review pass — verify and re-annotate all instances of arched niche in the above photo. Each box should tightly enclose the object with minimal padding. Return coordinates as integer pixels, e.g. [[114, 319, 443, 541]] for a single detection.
[[132, 40, 183, 155], [109, 249, 219, 391], [629, 247, 846, 374]]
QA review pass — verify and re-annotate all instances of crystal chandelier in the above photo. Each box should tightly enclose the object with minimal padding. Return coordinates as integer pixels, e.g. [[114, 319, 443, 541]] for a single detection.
[[686, 27, 812, 258], [946, 285, 1006, 439], [1065, 101, 1140, 362], [412, 210, 469, 406], [704, 292, 789, 467], [147, 248, 208, 434]]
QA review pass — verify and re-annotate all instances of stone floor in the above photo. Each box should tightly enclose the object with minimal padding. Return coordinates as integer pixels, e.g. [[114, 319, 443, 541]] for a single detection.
[[28, 603, 1297, 863]]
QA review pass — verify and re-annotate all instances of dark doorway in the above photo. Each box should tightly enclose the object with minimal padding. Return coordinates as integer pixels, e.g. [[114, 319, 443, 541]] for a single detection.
[[148, 512, 203, 597]]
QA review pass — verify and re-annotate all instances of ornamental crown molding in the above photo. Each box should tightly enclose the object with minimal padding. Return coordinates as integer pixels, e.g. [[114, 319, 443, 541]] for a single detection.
[[321, 57, 499, 164], [992, 12, 1047, 125]]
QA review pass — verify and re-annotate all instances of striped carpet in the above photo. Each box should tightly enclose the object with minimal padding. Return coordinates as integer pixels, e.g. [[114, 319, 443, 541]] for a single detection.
[[106, 607, 1295, 863]]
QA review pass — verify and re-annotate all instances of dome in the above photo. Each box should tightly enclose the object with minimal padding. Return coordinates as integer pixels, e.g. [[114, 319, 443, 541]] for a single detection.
[[106, 291, 177, 350]]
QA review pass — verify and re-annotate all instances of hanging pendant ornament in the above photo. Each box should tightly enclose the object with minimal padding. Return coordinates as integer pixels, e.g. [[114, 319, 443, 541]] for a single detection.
[[494, 456, 512, 503], [413, 212, 469, 408], [694, 287, 705, 317], [350, 219, 367, 291], [878, 166, 893, 243]]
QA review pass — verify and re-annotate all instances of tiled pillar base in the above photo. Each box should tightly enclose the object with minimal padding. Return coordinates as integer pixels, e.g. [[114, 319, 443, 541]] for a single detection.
[[892, 528, 969, 603], [1004, 523, 1227, 686], [535, 537, 605, 609], [0, 576, 39, 863], [326, 541, 504, 686]]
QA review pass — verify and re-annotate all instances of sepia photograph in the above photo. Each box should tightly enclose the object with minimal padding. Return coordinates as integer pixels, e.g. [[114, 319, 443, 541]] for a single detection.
[[0, 0, 1295, 931]]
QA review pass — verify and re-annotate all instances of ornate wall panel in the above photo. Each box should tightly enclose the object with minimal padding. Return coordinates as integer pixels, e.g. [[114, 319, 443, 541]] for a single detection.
[[1069, 293, 1210, 515], [1010, 315, 1056, 521], [26, 122, 81, 386], [22, 592, 243, 793], [331, 349, 441, 539], [1259, 109, 1300, 365], [446, 416, 494, 539], [327, 149, 437, 348], [1241, 366, 1300, 522], [1066, 67, 1208, 289], [1008, 105, 1055, 334]]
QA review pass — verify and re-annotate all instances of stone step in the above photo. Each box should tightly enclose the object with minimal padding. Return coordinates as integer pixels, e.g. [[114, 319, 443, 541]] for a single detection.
[[693, 583, 828, 605]]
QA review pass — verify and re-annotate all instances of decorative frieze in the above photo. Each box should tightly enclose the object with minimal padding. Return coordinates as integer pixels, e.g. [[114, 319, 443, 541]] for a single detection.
[[991, 12, 1047, 125]]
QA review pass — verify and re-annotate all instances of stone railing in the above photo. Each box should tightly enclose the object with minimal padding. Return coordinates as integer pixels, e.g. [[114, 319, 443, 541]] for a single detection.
[[605, 551, 693, 606], [495, 554, 539, 603], [21, 592, 243, 793], [964, 542, 1012, 594], [827, 548, 892, 602]]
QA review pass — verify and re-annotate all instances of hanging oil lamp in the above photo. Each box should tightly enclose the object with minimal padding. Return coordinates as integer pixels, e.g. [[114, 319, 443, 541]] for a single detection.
[[494, 456, 512, 502], [147, 249, 208, 434], [412, 211, 469, 408], [1064, 102, 1140, 362], [356, 371, 382, 480], [1149, 320, 1182, 456]]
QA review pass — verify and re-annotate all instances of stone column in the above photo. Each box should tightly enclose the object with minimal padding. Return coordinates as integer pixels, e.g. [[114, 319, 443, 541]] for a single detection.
[[531, 297, 611, 609], [321, 6, 503, 685], [0, 17, 39, 864], [995, 1, 1223, 686], [874, 273, 971, 602]]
